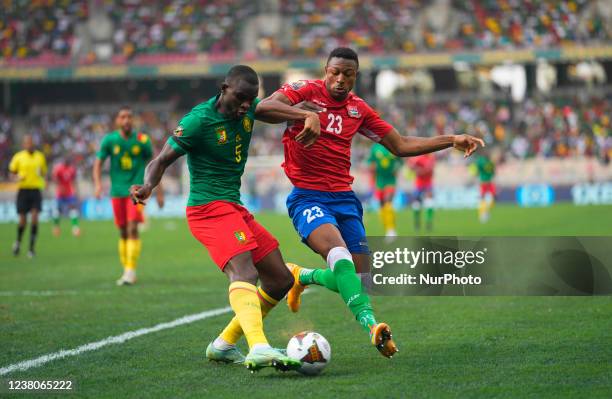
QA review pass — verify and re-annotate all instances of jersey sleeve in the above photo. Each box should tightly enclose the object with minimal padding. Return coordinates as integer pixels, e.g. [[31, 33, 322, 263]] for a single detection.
[[275, 80, 314, 105], [358, 105, 393, 143], [167, 112, 200, 155], [96, 135, 110, 160], [248, 97, 261, 116], [139, 133, 153, 159], [8, 153, 19, 173]]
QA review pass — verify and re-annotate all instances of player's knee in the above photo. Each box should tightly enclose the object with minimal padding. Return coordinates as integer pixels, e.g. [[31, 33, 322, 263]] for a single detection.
[[119, 226, 128, 239], [280, 271, 295, 296], [127, 224, 139, 238], [224, 256, 259, 285]]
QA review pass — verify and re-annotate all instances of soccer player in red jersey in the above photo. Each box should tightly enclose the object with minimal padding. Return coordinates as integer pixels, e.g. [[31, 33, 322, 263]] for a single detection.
[[130, 65, 322, 371], [407, 153, 436, 232], [52, 157, 80, 237], [264, 47, 484, 358]]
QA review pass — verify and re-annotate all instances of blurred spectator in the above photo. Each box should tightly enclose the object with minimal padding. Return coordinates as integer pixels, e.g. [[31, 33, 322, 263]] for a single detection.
[[2, 0, 611, 60], [2, 93, 611, 180], [0, 110, 181, 179], [1, 1, 87, 59], [105, 0, 258, 58]]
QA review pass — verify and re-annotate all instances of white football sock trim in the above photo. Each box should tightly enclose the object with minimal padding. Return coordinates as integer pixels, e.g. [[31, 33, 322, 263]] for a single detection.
[[213, 336, 234, 350], [327, 247, 352, 271], [251, 343, 272, 352]]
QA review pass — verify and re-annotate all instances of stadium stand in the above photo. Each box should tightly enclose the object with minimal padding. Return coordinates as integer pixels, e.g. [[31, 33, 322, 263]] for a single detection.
[[1, 0, 611, 61]]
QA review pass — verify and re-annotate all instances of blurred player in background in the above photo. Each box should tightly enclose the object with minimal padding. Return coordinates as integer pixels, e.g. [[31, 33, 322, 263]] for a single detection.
[[130, 65, 321, 371], [267, 47, 484, 358], [52, 156, 80, 237], [474, 152, 496, 223], [368, 143, 401, 237], [93, 106, 164, 286], [407, 153, 436, 232], [9, 135, 47, 258]]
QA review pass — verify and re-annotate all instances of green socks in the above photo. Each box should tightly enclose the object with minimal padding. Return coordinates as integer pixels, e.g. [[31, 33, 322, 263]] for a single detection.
[[332, 259, 377, 333], [299, 248, 378, 334], [299, 268, 338, 292]]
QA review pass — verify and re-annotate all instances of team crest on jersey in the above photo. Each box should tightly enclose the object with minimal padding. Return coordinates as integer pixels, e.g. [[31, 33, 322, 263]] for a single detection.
[[234, 231, 247, 243], [174, 126, 184, 137], [113, 145, 120, 155], [138, 133, 148, 143], [242, 117, 252, 133], [132, 145, 141, 155], [216, 126, 227, 144], [347, 106, 361, 118], [290, 80, 306, 90]]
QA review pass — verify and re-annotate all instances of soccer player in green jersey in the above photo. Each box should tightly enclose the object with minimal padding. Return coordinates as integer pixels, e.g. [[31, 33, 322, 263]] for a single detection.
[[130, 65, 322, 371], [93, 106, 164, 285], [368, 143, 401, 237], [474, 153, 496, 223]]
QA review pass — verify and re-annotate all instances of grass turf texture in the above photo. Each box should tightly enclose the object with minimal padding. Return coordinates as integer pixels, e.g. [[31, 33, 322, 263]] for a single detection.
[[1, 204, 611, 398]]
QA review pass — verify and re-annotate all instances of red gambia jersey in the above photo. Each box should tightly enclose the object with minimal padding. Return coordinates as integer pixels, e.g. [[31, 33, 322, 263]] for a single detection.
[[52, 163, 77, 198], [276, 79, 393, 192], [408, 154, 435, 189]]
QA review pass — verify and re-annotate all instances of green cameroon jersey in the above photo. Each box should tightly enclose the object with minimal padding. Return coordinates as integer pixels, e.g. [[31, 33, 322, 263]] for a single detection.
[[368, 143, 401, 189], [97, 130, 153, 197], [167, 95, 259, 207], [475, 155, 495, 183]]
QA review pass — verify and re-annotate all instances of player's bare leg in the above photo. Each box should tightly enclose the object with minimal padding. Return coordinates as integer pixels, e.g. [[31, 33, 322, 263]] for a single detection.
[[209, 249, 295, 363], [303, 223, 398, 358], [222, 252, 300, 372], [13, 213, 27, 256], [28, 209, 39, 258]]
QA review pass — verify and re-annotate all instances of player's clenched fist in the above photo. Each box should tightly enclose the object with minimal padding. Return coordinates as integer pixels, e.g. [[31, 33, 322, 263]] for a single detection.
[[295, 111, 321, 148], [453, 134, 486, 158], [130, 184, 152, 205]]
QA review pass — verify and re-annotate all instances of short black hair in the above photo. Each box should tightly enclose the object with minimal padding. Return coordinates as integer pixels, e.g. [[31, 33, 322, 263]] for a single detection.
[[327, 47, 359, 67], [226, 65, 259, 86], [116, 105, 132, 116]]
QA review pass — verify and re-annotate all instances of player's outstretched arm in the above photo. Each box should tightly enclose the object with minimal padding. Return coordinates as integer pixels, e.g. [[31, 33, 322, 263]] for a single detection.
[[130, 141, 182, 205], [256, 94, 323, 147], [380, 128, 485, 158], [92, 158, 104, 199]]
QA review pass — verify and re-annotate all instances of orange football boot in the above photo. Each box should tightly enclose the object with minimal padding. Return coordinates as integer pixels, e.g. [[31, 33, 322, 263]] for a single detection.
[[371, 323, 398, 358]]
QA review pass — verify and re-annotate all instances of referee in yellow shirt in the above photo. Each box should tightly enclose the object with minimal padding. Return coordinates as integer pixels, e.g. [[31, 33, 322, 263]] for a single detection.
[[9, 135, 47, 258]]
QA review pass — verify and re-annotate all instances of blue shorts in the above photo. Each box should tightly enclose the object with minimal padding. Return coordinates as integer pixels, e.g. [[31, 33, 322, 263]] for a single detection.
[[286, 187, 369, 254], [413, 187, 433, 202], [57, 196, 78, 215]]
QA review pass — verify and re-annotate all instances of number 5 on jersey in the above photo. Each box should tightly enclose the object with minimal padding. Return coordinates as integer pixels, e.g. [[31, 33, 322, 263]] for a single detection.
[[303, 206, 324, 223]]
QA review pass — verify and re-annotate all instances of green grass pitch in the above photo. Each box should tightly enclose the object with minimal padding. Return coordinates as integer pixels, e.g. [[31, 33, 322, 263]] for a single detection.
[[1, 204, 611, 398]]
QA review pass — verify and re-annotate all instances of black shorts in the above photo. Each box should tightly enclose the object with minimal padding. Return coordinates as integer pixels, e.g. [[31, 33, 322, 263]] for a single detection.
[[16, 189, 42, 214]]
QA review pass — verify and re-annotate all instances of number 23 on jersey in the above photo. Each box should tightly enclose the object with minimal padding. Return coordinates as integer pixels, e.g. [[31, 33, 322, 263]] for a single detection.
[[325, 113, 343, 134]]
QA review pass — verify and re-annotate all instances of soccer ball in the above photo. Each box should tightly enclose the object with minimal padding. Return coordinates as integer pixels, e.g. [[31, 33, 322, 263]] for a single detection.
[[286, 331, 331, 375]]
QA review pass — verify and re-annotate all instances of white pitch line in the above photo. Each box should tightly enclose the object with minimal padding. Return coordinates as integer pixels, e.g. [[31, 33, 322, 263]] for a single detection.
[[0, 306, 232, 376], [0, 290, 82, 297], [0, 288, 212, 297]]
